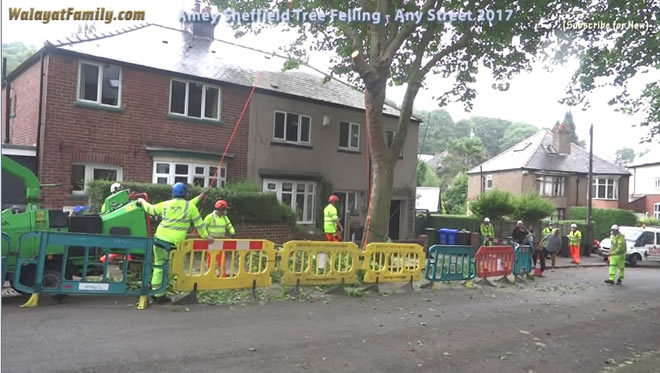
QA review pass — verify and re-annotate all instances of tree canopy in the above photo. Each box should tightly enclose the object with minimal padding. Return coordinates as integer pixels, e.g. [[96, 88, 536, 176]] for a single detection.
[[2, 42, 37, 74], [615, 147, 636, 166]]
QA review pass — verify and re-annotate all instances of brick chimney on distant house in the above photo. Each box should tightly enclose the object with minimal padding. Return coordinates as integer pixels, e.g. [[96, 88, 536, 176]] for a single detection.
[[553, 122, 571, 154], [184, 0, 216, 39]]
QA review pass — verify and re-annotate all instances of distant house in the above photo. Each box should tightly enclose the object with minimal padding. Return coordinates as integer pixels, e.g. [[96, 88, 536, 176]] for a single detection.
[[467, 124, 630, 219], [627, 150, 660, 219], [418, 151, 447, 173]]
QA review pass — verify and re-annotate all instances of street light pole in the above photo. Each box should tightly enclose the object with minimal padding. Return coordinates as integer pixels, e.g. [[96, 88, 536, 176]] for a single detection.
[[586, 124, 594, 257]]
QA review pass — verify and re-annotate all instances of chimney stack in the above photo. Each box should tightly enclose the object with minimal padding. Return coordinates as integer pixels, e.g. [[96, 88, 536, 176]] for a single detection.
[[184, 0, 216, 39], [553, 122, 571, 154]]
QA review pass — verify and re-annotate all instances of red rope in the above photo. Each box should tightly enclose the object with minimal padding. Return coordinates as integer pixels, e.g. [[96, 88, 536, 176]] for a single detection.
[[210, 73, 263, 188]]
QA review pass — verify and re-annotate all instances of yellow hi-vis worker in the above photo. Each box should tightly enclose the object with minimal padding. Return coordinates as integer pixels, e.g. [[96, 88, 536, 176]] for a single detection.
[[605, 224, 626, 285], [204, 200, 235, 276], [138, 182, 211, 303], [324, 195, 343, 241], [568, 223, 582, 264], [204, 200, 235, 238], [542, 224, 552, 237], [480, 217, 495, 246]]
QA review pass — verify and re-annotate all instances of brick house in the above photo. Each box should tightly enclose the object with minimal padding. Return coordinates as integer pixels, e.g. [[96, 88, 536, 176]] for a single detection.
[[627, 150, 660, 219], [467, 124, 630, 219], [2, 23, 419, 240]]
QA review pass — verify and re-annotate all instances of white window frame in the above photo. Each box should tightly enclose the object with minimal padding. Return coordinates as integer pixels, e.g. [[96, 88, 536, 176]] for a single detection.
[[654, 203, 660, 220], [77, 61, 122, 107], [536, 175, 566, 197], [262, 179, 316, 224], [272, 110, 312, 145], [152, 158, 226, 188], [485, 175, 493, 191], [592, 177, 619, 200], [655, 178, 660, 190], [168, 79, 222, 120], [71, 163, 123, 195], [339, 121, 360, 151]]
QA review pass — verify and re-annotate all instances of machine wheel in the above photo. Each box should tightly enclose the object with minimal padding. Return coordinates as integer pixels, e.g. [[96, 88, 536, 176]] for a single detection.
[[627, 254, 641, 267]]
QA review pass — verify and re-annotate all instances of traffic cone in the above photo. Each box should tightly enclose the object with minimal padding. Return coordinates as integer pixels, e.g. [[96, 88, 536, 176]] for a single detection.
[[534, 259, 543, 277]]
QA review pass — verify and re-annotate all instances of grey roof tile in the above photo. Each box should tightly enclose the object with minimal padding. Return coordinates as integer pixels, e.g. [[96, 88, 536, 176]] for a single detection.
[[51, 24, 404, 118], [469, 131, 629, 175]]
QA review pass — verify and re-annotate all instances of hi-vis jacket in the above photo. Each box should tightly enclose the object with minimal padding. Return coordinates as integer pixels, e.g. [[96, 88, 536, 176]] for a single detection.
[[568, 230, 582, 246], [324, 204, 339, 234], [142, 198, 208, 244], [480, 223, 494, 238], [610, 233, 627, 256], [204, 212, 235, 238]]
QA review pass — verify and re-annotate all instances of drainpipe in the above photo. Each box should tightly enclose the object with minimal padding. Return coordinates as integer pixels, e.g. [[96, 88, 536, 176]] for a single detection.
[[3, 57, 10, 144], [35, 49, 45, 177], [575, 177, 579, 206]]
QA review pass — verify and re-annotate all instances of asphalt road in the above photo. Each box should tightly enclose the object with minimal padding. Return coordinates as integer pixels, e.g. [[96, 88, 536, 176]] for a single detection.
[[2, 265, 660, 373]]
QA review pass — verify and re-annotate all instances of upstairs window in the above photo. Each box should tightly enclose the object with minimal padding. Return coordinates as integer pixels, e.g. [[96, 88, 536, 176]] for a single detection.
[[78, 61, 121, 106], [169, 80, 221, 120], [273, 111, 311, 145], [593, 178, 618, 200], [339, 121, 360, 150], [485, 175, 493, 190]]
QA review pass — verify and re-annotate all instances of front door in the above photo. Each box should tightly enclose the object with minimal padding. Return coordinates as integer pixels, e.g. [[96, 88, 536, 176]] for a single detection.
[[333, 191, 348, 241], [389, 200, 401, 240]]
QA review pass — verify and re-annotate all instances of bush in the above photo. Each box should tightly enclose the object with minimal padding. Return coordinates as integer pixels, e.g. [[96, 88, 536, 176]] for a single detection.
[[88, 180, 296, 226], [638, 217, 660, 227], [443, 172, 467, 215], [469, 189, 516, 220], [428, 214, 481, 232], [515, 193, 555, 224], [223, 180, 260, 193], [568, 207, 637, 241]]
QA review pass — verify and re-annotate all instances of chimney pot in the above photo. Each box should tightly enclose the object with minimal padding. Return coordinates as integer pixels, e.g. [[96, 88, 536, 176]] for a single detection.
[[553, 122, 571, 154]]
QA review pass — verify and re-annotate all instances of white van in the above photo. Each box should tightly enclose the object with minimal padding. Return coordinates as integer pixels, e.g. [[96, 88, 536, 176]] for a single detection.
[[598, 226, 660, 266]]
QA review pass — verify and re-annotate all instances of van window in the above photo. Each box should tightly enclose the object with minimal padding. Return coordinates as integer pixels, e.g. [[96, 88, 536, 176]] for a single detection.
[[640, 231, 655, 245], [656, 232, 660, 245]]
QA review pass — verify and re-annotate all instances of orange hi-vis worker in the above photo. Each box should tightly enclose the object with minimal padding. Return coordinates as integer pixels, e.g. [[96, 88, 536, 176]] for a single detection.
[[568, 223, 582, 264], [324, 195, 343, 242]]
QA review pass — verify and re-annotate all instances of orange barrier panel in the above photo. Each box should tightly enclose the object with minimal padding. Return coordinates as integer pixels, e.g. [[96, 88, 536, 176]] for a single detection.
[[475, 245, 515, 279]]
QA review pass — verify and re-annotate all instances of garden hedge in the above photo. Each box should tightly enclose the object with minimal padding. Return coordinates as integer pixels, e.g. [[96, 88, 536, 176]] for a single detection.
[[88, 180, 296, 226], [568, 207, 637, 241]]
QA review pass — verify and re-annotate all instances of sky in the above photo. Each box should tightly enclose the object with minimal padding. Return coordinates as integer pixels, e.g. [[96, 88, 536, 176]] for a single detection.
[[2, 0, 657, 162]]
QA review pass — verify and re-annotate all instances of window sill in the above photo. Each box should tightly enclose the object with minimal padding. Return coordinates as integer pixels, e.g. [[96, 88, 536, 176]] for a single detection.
[[270, 141, 313, 149], [593, 198, 618, 201], [73, 100, 124, 112], [337, 147, 361, 154], [70, 192, 88, 200], [167, 114, 222, 126]]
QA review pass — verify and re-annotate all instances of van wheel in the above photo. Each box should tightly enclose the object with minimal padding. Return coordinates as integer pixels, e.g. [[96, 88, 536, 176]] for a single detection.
[[628, 254, 641, 267]]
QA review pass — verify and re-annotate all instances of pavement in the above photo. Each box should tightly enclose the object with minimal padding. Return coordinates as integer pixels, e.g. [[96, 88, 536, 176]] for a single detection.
[[2, 263, 660, 373], [552, 254, 607, 268]]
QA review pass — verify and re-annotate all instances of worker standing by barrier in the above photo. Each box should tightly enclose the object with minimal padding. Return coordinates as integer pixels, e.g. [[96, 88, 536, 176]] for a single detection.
[[324, 195, 343, 242], [204, 200, 236, 276], [605, 224, 625, 285], [138, 182, 213, 303], [480, 217, 495, 246], [568, 223, 582, 265]]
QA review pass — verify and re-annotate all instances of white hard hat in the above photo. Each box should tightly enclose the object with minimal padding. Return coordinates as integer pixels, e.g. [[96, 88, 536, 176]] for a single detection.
[[611, 224, 619, 231], [571, 223, 577, 228], [110, 183, 122, 193], [517, 220, 523, 225], [484, 217, 490, 222]]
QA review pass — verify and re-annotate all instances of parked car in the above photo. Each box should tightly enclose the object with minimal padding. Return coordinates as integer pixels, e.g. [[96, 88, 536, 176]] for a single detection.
[[598, 226, 660, 266]]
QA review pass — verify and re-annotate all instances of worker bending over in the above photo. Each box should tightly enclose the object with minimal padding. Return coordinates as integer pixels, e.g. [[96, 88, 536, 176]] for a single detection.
[[138, 182, 212, 303], [324, 195, 343, 242]]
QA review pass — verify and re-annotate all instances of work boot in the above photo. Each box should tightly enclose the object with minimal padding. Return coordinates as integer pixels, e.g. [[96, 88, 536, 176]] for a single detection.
[[604, 279, 614, 285], [616, 279, 622, 285]]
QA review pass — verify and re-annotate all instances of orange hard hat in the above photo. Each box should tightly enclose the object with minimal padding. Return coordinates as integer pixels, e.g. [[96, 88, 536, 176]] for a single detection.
[[215, 200, 229, 209], [328, 195, 339, 203]]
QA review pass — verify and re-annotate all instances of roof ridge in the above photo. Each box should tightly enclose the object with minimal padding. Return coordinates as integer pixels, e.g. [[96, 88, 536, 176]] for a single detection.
[[50, 22, 151, 47], [471, 129, 546, 172]]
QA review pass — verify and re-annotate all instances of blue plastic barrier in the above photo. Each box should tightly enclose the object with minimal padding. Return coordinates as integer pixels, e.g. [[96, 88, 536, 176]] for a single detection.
[[513, 244, 533, 276], [425, 245, 477, 282], [13, 231, 173, 309]]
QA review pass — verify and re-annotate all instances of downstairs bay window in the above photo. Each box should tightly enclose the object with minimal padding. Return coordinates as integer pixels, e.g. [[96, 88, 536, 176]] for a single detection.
[[263, 179, 316, 223]]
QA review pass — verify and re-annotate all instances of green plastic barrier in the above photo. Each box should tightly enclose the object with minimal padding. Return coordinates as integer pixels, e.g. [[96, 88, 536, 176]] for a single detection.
[[424, 245, 477, 282], [513, 244, 533, 276], [13, 231, 173, 310]]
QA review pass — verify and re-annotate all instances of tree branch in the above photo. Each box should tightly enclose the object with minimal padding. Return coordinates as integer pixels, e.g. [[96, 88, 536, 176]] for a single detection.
[[382, 0, 437, 62], [420, 31, 472, 76]]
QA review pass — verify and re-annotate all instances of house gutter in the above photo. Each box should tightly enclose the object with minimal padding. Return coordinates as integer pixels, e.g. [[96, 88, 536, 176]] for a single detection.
[[35, 49, 45, 177], [3, 57, 10, 144]]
